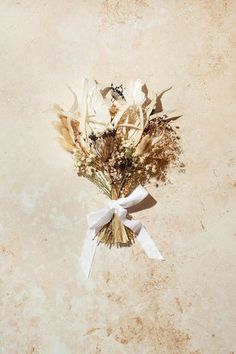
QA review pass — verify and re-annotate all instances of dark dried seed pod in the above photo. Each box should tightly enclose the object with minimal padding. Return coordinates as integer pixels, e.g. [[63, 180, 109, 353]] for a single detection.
[[89, 132, 98, 141]]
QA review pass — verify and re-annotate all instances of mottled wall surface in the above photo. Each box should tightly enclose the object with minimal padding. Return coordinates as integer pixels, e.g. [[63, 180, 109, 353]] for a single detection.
[[0, 1, 235, 353]]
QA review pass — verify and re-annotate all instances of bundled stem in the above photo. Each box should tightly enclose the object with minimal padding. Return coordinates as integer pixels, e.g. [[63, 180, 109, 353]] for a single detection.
[[97, 185, 135, 247]]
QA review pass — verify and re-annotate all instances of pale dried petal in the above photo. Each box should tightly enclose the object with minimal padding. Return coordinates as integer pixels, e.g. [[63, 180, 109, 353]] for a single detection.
[[51, 121, 62, 134], [123, 79, 146, 106], [58, 137, 75, 153]]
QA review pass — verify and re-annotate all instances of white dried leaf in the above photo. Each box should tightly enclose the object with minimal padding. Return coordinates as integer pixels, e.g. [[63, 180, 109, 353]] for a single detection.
[[123, 79, 146, 106]]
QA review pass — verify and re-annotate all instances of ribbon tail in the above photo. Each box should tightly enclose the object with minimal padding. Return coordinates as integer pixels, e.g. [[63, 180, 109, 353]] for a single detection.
[[137, 227, 164, 260], [79, 229, 98, 278]]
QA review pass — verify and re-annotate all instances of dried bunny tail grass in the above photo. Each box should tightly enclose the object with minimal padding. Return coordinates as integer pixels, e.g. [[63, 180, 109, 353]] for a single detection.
[[53, 90, 92, 156], [52, 118, 76, 154], [53, 104, 78, 143], [52, 120, 73, 144], [53, 105, 90, 155], [58, 137, 75, 153], [51, 120, 61, 134], [57, 88, 79, 145], [52, 123, 75, 154], [53, 85, 91, 154]]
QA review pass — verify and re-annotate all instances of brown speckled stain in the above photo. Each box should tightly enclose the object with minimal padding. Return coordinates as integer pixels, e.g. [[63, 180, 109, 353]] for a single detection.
[[0, 245, 15, 257], [113, 315, 190, 351]]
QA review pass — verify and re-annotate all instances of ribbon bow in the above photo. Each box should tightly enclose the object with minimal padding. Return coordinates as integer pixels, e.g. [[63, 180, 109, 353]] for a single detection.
[[80, 185, 164, 277]]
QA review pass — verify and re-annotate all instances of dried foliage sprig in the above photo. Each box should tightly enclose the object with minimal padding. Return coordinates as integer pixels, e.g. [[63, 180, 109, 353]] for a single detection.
[[53, 79, 181, 247]]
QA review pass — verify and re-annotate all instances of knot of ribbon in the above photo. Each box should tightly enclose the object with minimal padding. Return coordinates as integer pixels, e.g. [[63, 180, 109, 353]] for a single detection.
[[80, 185, 164, 277]]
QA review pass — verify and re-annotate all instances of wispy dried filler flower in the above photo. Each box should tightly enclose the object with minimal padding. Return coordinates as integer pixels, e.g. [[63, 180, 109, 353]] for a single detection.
[[53, 79, 181, 247]]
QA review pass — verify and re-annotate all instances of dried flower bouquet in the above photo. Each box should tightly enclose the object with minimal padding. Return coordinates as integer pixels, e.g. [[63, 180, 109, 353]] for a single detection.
[[53, 79, 180, 249]]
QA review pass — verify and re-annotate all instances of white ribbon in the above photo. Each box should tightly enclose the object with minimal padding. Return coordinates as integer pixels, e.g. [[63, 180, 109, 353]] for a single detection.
[[80, 185, 164, 277]]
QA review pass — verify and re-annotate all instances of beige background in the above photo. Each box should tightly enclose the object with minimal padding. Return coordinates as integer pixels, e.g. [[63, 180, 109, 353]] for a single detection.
[[0, 1, 236, 353]]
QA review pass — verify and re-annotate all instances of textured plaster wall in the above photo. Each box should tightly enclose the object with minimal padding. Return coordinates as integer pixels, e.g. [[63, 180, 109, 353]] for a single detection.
[[0, 1, 236, 353]]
